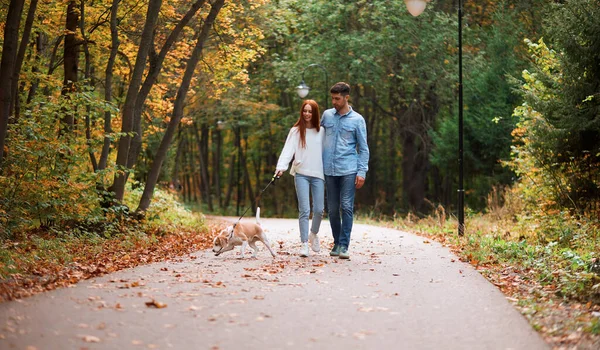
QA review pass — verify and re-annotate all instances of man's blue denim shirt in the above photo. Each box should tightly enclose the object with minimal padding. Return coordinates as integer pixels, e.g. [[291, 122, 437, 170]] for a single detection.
[[320, 106, 370, 178]]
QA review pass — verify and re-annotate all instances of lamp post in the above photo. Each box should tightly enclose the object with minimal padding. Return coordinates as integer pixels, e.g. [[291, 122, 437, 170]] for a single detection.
[[296, 63, 329, 110], [405, 0, 465, 236]]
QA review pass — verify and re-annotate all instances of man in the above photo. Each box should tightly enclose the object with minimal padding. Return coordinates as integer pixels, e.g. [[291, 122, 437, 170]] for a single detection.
[[321, 82, 369, 259]]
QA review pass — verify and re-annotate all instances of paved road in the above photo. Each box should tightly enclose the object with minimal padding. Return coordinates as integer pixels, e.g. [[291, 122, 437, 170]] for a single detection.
[[0, 218, 548, 349]]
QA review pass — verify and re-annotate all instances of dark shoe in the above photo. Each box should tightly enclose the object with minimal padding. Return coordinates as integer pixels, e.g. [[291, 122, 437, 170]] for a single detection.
[[329, 244, 341, 256], [339, 246, 349, 259]]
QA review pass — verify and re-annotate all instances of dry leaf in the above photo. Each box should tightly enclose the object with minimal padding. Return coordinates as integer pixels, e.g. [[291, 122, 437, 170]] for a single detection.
[[82, 335, 101, 343], [145, 300, 167, 308]]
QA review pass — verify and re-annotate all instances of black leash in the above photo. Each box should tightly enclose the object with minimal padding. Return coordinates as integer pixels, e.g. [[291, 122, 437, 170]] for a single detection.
[[232, 174, 280, 231]]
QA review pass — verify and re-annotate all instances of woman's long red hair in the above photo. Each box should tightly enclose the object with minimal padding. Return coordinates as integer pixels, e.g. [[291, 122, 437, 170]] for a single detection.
[[294, 100, 320, 148]]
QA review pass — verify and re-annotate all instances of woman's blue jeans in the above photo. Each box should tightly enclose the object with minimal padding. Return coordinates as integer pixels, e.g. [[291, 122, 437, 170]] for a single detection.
[[325, 174, 356, 249], [294, 174, 325, 242]]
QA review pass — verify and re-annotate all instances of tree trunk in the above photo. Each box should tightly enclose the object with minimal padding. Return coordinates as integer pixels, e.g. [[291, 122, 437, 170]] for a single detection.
[[126, 0, 207, 171], [401, 130, 427, 214], [10, 0, 39, 121], [387, 115, 398, 213], [212, 127, 222, 208], [201, 123, 213, 210], [236, 126, 242, 216], [201, 123, 212, 208], [26, 32, 46, 104], [400, 87, 439, 215], [136, 0, 225, 213], [186, 132, 197, 202], [184, 163, 192, 203], [0, 0, 25, 165], [365, 86, 378, 208], [243, 151, 256, 214], [78, 1, 99, 171], [192, 122, 213, 210], [59, 0, 79, 133], [111, 0, 163, 202], [172, 128, 185, 190], [98, 0, 120, 171], [224, 154, 235, 209]]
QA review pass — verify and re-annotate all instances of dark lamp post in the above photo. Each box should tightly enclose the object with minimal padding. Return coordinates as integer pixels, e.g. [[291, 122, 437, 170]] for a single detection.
[[295, 63, 329, 110], [405, 0, 465, 236]]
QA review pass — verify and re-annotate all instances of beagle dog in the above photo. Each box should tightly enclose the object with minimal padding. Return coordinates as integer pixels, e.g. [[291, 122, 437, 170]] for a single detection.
[[212, 208, 276, 258]]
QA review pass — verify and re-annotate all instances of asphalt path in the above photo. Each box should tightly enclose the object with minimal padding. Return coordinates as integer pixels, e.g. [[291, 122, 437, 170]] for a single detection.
[[0, 218, 548, 349]]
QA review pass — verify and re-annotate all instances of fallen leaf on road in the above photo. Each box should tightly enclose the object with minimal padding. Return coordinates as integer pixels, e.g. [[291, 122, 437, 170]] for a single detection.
[[145, 300, 167, 308], [132, 339, 143, 345], [82, 335, 100, 343], [353, 330, 374, 339], [227, 299, 246, 304]]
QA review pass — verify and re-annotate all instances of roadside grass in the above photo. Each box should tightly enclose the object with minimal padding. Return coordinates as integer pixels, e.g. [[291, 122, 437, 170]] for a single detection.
[[357, 210, 600, 349], [0, 187, 217, 302]]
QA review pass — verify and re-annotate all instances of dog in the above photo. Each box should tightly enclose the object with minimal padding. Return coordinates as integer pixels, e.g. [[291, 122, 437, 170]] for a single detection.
[[212, 208, 276, 258]]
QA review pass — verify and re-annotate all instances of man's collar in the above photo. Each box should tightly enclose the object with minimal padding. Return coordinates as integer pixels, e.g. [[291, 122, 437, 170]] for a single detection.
[[335, 106, 353, 117]]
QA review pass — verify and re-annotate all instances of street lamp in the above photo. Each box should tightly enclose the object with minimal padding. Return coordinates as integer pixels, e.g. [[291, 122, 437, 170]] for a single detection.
[[405, 0, 465, 236], [296, 81, 310, 99], [295, 63, 329, 110]]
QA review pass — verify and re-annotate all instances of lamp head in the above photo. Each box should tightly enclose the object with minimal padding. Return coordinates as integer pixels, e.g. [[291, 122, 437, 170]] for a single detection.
[[296, 81, 310, 98], [404, 0, 428, 17]]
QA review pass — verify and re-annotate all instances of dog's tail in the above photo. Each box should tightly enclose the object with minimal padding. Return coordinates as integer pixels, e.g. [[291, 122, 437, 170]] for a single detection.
[[256, 206, 261, 226]]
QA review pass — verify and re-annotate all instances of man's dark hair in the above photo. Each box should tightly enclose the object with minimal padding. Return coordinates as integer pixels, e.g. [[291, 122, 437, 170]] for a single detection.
[[330, 82, 350, 96]]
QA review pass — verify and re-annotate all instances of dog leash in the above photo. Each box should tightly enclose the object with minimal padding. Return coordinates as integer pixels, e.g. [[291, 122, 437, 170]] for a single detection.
[[230, 174, 281, 234]]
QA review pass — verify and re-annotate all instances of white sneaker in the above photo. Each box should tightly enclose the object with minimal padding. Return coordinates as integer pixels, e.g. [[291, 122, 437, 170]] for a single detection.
[[299, 242, 309, 257], [308, 232, 320, 252]]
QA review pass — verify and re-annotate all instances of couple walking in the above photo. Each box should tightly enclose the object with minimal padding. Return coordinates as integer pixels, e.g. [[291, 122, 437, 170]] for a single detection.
[[275, 82, 370, 259]]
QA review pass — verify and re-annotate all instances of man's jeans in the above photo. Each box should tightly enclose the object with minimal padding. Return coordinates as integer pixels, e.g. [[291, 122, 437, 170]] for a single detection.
[[294, 174, 325, 243], [325, 174, 356, 249]]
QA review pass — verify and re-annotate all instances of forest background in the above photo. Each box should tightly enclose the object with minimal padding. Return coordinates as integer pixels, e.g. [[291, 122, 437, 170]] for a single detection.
[[1, 0, 599, 347]]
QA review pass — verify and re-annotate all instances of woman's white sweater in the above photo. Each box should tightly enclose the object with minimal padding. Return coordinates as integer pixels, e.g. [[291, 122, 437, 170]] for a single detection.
[[276, 127, 325, 180]]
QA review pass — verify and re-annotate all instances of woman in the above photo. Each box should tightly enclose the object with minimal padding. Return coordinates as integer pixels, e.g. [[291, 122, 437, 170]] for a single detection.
[[275, 100, 325, 257]]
